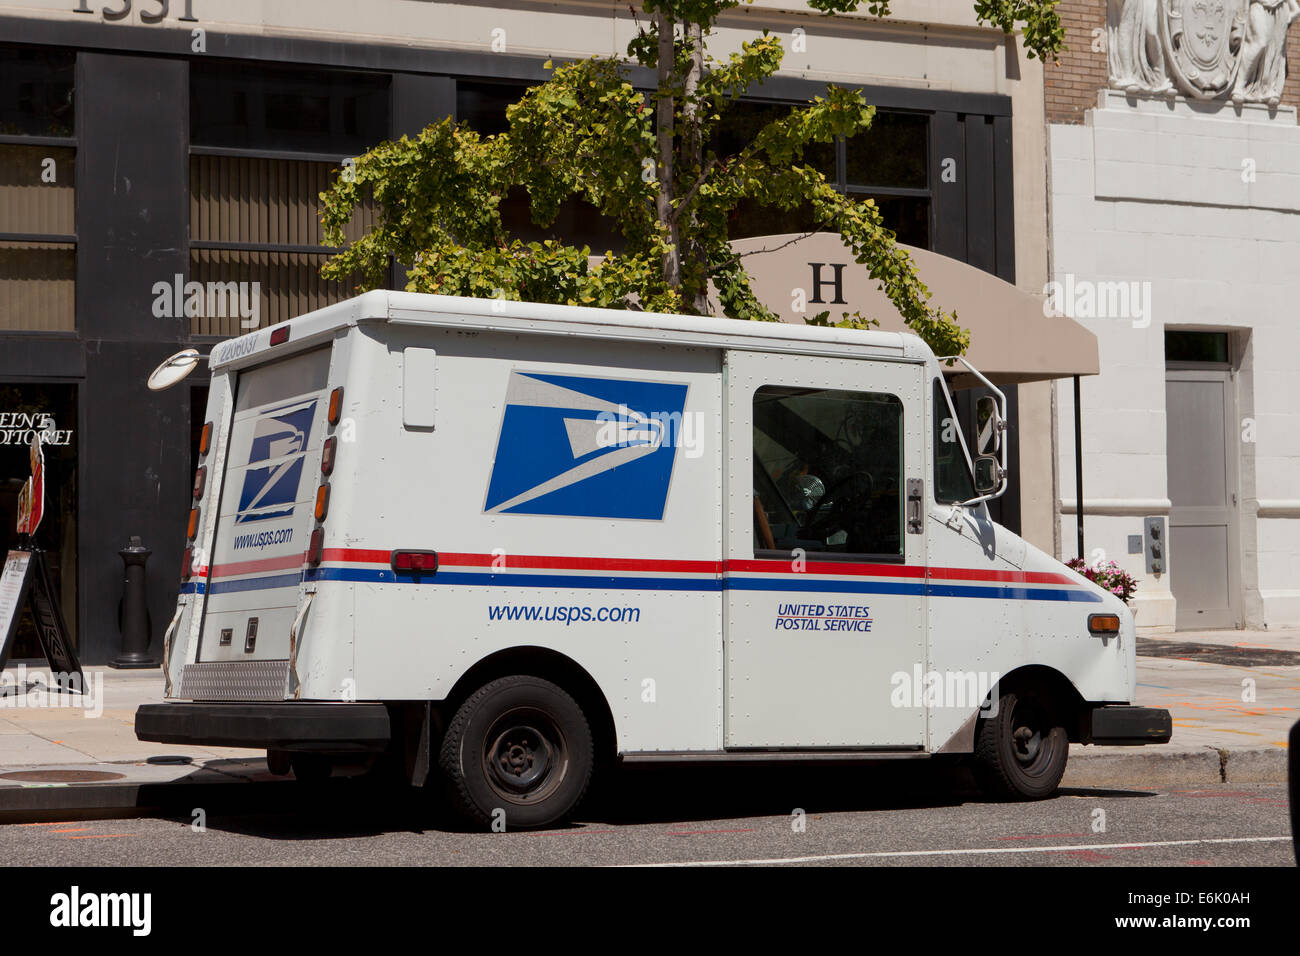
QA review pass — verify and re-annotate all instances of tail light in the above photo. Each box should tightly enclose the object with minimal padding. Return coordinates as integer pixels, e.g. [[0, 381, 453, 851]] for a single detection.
[[199, 421, 212, 455], [328, 386, 344, 426], [308, 528, 324, 566], [187, 507, 200, 540], [192, 466, 206, 500], [181, 546, 193, 581], [314, 484, 330, 522], [270, 325, 290, 346], [391, 550, 438, 575], [321, 436, 337, 476]]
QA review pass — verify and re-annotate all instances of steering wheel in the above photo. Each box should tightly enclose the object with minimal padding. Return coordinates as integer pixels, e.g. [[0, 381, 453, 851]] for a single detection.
[[801, 470, 874, 543]]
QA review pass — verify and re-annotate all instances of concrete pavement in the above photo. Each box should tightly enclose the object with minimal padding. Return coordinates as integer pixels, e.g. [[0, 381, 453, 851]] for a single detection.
[[0, 629, 1295, 818]]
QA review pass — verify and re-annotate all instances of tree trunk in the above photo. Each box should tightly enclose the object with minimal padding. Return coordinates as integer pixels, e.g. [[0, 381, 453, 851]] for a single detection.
[[680, 21, 707, 313], [656, 12, 680, 290]]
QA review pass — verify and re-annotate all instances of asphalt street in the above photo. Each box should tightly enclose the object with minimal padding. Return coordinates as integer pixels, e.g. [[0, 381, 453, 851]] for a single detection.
[[3, 764, 1292, 867]]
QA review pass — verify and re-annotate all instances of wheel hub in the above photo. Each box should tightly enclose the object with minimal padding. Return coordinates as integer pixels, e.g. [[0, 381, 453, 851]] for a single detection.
[[1013, 724, 1042, 764], [484, 713, 565, 800]]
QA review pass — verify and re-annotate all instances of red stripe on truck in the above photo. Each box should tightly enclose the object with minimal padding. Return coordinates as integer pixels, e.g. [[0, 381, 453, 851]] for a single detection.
[[209, 552, 308, 579], [311, 549, 1080, 587]]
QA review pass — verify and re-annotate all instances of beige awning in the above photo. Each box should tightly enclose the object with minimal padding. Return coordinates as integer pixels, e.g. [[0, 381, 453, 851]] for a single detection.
[[728, 233, 1099, 385]]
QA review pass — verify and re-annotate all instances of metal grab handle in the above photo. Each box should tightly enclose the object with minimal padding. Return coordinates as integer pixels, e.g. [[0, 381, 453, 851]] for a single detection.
[[160, 604, 185, 698], [287, 592, 315, 700], [906, 478, 924, 534]]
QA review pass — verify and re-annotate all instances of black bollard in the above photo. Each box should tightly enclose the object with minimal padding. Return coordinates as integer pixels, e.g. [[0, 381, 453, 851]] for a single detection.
[[110, 535, 157, 669]]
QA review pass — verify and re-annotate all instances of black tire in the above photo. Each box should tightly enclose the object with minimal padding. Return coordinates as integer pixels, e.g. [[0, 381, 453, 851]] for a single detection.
[[972, 692, 1068, 800], [266, 749, 292, 776], [290, 752, 332, 783], [438, 675, 594, 830]]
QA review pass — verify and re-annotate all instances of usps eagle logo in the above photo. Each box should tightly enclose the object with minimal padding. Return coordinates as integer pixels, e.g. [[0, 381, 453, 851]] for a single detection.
[[484, 371, 688, 520], [235, 400, 316, 523]]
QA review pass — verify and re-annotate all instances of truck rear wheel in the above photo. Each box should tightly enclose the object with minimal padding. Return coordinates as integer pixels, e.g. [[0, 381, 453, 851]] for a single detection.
[[973, 692, 1068, 800], [438, 675, 593, 830]]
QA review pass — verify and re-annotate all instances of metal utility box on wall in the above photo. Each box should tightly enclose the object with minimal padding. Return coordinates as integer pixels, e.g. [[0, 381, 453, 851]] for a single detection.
[[1143, 516, 1166, 575]]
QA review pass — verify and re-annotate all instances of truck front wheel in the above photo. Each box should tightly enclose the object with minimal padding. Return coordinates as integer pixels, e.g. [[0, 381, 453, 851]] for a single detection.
[[973, 692, 1068, 800], [438, 675, 594, 830]]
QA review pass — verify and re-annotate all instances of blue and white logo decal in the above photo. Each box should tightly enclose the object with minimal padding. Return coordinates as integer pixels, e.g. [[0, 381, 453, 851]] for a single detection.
[[484, 372, 688, 520], [235, 399, 316, 523]]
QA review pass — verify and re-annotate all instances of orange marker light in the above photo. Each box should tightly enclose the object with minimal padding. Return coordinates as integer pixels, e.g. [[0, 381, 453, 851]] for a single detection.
[[314, 484, 330, 522], [328, 387, 344, 426], [1088, 614, 1121, 635], [199, 422, 212, 455], [187, 507, 200, 540]]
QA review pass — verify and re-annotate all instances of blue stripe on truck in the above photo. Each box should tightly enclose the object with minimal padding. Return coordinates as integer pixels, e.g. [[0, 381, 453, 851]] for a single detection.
[[180, 566, 1101, 602]]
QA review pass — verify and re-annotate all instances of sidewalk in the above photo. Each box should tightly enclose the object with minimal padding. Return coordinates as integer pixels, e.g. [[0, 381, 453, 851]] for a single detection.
[[1061, 628, 1299, 788], [0, 631, 1294, 817]]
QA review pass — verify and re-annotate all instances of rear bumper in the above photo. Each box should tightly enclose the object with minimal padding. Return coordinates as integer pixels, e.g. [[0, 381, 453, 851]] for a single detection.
[[1087, 705, 1173, 745], [135, 702, 391, 753]]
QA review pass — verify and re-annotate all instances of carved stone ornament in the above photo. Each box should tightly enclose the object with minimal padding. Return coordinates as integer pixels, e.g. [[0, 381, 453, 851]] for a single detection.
[[1108, 0, 1300, 106]]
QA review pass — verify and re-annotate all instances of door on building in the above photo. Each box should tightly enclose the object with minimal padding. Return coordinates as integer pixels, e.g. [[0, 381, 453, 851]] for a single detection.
[[0, 382, 79, 657], [1165, 332, 1240, 630]]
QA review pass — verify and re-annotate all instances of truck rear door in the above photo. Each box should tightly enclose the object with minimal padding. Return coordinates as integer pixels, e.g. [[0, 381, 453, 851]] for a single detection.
[[196, 346, 332, 668]]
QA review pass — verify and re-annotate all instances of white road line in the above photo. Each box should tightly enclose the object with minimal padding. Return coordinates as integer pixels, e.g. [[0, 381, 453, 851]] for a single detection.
[[630, 835, 1294, 867]]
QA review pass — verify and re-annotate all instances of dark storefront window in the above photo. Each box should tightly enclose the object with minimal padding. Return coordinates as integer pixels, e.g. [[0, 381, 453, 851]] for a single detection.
[[0, 45, 76, 331], [1166, 330, 1230, 364], [457, 81, 622, 254], [845, 111, 929, 188], [0, 44, 75, 137], [844, 110, 930, 249], [189, 64, 388, 337], [191, 63, 388, 155], [457, 81, 530, 138], [0, 383, 78, 656], [713, 101, 931, 249]]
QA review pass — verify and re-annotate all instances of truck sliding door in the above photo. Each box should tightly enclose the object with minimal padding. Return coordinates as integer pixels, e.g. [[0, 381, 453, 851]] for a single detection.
[[723, 350, 928, 749]]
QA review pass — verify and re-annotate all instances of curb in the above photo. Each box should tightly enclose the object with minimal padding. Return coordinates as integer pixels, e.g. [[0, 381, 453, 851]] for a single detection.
[[0, 776, 297, 824], [1063, 746, 1288, 788]]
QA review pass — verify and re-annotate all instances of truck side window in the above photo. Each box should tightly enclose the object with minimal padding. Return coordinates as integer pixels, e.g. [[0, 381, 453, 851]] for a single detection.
[[932, 379, 976, 504], [753, 385, 902, 559]]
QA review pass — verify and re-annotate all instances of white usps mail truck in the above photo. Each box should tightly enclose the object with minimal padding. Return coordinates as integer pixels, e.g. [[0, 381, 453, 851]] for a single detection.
[[137, 290, 1171, 828]]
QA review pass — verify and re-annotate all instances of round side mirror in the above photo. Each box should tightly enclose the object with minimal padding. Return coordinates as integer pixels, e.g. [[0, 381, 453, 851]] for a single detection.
[[147, 349, 202, 391]]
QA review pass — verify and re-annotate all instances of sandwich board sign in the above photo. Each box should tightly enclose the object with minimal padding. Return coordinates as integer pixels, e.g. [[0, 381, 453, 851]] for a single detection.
[[0, 433, 82, 689]]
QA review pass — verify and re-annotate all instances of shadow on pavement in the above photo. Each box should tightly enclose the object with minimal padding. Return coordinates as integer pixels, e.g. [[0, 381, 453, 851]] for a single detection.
[[151, 758, 1154, 840]]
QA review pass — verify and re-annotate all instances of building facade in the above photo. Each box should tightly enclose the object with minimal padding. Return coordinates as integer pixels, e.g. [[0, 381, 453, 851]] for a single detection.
[[1045, 0, 1300, 631], [0, 0, 1054, 662]]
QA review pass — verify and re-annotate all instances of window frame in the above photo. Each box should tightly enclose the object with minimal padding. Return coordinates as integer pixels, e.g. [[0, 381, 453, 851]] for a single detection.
[[710, 97, 934, 249], [931, 377, 978, 506], [751, 383, 907, 564]]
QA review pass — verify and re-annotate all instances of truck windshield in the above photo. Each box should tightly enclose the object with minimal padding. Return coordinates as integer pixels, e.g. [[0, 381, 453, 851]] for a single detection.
[[932, 378, 976, 504]]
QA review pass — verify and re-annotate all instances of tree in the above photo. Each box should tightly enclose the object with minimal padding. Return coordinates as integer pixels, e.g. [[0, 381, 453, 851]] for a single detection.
[[320, 0, 1063, 356]]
